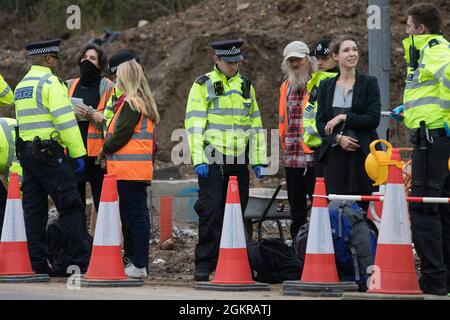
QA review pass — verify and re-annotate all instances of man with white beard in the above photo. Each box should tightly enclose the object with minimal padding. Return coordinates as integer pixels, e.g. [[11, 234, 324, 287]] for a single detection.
[[278, 41, 317, 240]]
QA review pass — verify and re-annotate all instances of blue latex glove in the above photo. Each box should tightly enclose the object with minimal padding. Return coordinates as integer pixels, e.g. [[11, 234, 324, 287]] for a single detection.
[[252, 165, 265, 179], [195, 164, 209, 178], [72, 157, 85, 174], [390, 105, 404, 121], [445, 122, 450, 137]]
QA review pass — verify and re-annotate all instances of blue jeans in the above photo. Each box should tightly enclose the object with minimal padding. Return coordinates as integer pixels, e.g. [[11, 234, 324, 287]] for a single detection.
[[117, 181, 150, 269]]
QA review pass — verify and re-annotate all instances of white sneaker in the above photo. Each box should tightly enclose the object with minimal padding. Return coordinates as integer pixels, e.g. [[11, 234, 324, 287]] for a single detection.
[[125, 263, 148, 279]]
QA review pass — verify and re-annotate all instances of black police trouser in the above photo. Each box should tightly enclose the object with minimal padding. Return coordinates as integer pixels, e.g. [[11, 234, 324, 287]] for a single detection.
[[410, 135, 450, 291], [0, 181, 7, 233], [20, 145, 89, 274], [194, 164, 249, 272], [285, 167, 315, 240]]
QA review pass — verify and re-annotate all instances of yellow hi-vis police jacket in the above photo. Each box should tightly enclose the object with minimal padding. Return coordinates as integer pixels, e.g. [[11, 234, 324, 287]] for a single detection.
[[103, 86, 122, 136], [184, 66, 268, 167], [0, 117, 23, 180], [0, 74, 14, 107], [303, 70, 338, 148], [402, 34, 450, 129], [14, 65, 86, 158]]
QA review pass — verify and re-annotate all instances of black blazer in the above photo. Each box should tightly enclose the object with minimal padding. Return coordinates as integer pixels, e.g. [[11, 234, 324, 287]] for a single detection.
[[316, 70, 381, 159]]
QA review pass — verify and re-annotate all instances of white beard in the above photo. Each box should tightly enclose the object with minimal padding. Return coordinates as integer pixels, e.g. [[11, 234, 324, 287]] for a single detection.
[[287, 66, 310, 88]]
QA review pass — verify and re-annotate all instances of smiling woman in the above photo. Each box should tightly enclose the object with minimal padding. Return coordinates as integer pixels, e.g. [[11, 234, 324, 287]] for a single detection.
[[315, 34, 381, 212]]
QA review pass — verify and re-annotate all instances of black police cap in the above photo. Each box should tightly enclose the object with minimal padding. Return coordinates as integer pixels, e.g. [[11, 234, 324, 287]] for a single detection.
[[211, 40, 244, 62], [108, 51, 140, 75], [25, 39, 61, 56], [312, 39, 332, 57]]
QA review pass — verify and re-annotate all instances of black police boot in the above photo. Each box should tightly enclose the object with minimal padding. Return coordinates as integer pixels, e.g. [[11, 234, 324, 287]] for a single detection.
[[419, 276, 448, 296], [194, 267, 211, 281]]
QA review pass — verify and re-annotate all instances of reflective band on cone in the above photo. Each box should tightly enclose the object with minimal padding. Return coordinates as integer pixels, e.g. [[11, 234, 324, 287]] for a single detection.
[[195, 176, 270, 291], [84, 175, 126, 280], [301, 178, 339, 283], [0, 173, 34, 276], [212, 178, 253, 284], [368, 149, 421, 295]]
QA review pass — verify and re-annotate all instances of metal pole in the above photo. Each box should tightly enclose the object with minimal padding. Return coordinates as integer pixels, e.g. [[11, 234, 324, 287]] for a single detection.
[[323, 194, 450, 204], [368, 0, 390, 140]]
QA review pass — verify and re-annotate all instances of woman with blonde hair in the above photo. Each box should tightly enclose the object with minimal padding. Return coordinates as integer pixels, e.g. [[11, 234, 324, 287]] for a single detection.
[[99, 59, 159, 278]]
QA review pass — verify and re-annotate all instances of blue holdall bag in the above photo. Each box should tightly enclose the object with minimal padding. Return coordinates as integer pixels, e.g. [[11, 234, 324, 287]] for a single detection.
[[328, 200, 378, 291], [294, 200, 378, 291]]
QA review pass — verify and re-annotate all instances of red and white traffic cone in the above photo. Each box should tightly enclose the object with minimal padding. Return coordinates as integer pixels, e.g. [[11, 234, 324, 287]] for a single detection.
[[195, 176, 269, 291], [283, 177, 358, 297], [367, 149, 422, 295], [82, 174, 142, 287], [367, 185, 385, 231], [301, 177, 340, 283], [0, 173, 49, 282]]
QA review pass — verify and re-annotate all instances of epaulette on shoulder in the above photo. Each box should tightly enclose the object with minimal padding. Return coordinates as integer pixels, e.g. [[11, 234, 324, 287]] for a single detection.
[[428, 38, 440, 48], [195, 74, 210, 85]]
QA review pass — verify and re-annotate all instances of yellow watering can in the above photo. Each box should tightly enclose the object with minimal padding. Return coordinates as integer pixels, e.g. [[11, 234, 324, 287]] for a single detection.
[[365, 139, 402, 186]]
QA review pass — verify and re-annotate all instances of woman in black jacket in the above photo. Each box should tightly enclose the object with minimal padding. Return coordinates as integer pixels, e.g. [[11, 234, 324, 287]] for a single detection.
[[66, 43, 115, 231], [316, 35, 381, 210]]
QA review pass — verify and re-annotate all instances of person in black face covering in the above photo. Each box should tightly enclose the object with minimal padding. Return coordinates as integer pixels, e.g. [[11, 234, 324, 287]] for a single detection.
[[66, 43, 115, 232]]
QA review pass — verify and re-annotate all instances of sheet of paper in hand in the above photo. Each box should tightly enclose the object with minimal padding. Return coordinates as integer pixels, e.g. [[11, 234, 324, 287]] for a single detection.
[[70, 97, 94, 121]]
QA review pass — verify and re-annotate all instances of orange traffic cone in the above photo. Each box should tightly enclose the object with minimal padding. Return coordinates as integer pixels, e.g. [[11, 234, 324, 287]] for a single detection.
[[283, 177, 358, 297], [195, 176, 269, 291], [367, 149, 422, 295], [301, 177, 340, 283], [82, 174, 142, 287], [0, 173, 49, 282]]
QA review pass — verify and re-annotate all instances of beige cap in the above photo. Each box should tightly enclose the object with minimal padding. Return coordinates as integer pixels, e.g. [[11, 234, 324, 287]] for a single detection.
[[283, 41, 310, 61]]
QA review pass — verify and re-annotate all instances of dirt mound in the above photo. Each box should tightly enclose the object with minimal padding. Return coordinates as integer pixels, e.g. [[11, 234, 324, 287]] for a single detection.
[[1, 0, 449, 163]]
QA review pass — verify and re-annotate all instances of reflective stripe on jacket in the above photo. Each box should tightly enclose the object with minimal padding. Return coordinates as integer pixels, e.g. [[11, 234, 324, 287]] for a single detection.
[[402, 34, 450, 129], [0, 117, 22, 179], [14, 65, 86, 158], [0, 74, 14, 106], [303, 71, 338, 148], [184, 66, 267, 166], [278, 80, 313, 154], [106, 99, 154, 181], [67, 77, 115, 156]]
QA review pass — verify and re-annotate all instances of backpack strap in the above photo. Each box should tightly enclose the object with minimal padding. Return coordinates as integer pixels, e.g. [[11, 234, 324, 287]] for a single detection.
[[338, 206, 344, 238], [349, 246, 361, 281]]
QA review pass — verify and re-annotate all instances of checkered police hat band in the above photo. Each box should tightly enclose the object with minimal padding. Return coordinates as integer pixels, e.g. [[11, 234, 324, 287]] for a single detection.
[[215, 48, 241, 57], [28, 46, 60, 56]]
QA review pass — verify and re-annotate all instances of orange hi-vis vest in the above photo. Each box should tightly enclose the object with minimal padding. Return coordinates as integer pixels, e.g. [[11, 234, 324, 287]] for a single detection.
[[278, 80, 313, 154], [67, 78, 115, 157], [106, 98, 154, 181]]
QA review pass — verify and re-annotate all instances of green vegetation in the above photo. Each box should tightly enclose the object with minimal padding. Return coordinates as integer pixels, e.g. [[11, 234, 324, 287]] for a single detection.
[[0, 0, 201, 32]]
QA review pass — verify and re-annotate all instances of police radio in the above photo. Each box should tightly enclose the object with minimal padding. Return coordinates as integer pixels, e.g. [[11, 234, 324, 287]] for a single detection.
[[213, 81, 224, 96], [409, 35, 420, 70]]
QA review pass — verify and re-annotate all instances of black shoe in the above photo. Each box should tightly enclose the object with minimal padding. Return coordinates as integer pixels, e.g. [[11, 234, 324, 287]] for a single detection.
[[420, 282, 448, 296], [194, 268, 210, 281], [422, 287, 448, 296]]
